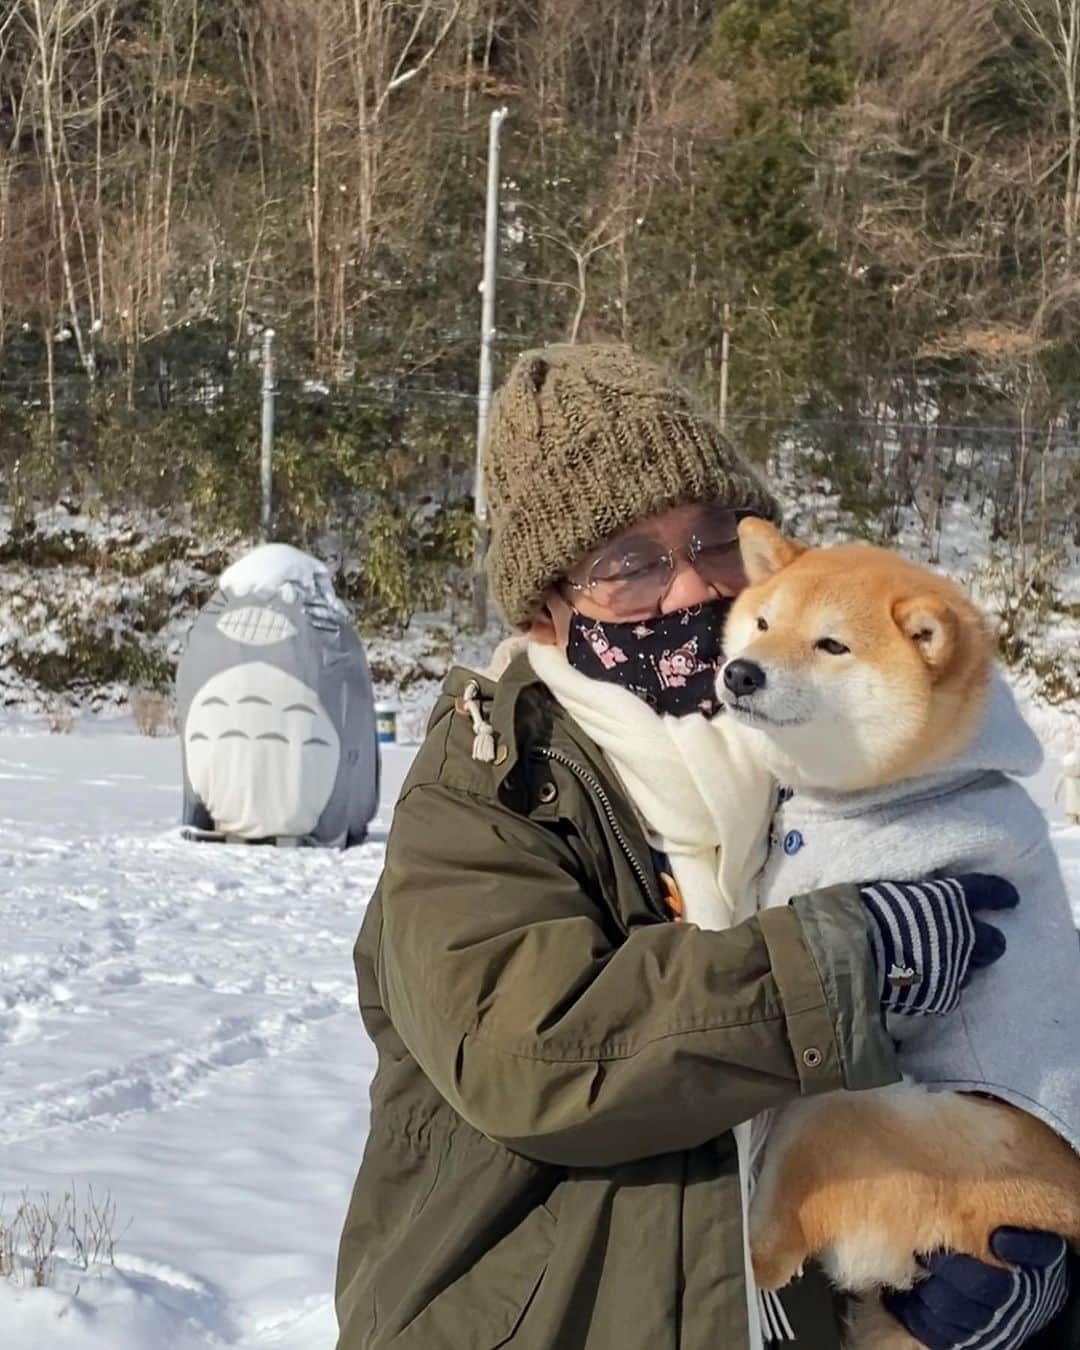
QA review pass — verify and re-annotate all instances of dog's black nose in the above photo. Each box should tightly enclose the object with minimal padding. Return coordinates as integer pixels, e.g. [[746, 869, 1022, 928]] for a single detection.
[[723, 659, 767, 696]]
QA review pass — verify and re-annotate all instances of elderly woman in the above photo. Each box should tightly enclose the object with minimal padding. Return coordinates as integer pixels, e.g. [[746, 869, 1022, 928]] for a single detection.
[[335, 346, 1071, 1350]]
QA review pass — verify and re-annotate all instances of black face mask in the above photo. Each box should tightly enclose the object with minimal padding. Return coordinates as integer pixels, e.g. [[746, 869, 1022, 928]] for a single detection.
[[565, 597, 732, 718]]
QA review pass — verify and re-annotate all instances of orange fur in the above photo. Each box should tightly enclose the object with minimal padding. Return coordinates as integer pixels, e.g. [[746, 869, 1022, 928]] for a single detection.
[[752, 1091, 1080, 1291], [732, 521, 1080, 1347], [726, 518, 993, 790], [751, 1085, 1080, 1349]]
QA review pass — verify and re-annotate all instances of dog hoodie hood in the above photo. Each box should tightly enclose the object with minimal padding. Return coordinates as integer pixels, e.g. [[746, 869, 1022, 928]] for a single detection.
[[759, 670, 1080, 1155]]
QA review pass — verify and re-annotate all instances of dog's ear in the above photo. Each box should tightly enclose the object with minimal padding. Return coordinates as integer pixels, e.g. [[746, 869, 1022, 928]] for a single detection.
[[893, 594, 959, 675], [737, 518, 807, 585]]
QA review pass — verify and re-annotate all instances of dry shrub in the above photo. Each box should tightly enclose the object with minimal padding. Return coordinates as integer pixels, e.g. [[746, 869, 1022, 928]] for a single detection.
[[0, 1186, 122, 1288], [45, 701, 76, 735], [853, 0, 1003, 120], [0, 1207, 15, 1281], [131, 689, 177, 737]]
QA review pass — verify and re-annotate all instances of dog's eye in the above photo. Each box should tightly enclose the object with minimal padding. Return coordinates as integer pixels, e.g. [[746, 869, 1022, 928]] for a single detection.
[[756, 616, 769, 632], [815, 638, 850, 656]]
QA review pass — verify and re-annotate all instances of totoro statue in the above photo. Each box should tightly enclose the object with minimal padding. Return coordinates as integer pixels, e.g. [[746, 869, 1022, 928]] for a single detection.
[[176, 544, 379, 847]]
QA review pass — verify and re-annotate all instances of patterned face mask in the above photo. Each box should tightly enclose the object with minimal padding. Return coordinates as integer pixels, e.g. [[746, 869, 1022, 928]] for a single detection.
[[565, 597, 732, 718]]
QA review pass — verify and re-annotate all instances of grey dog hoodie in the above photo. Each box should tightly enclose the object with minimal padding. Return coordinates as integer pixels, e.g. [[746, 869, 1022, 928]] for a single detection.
[[758, 672, 1080, 1153]]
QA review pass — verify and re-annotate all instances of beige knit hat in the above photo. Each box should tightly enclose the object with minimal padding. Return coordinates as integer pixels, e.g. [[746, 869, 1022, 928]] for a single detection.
[[483, 343, 779, 626]]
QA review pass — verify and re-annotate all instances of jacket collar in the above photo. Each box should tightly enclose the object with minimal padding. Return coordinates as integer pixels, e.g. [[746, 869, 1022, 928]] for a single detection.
[[443, 651, 663, 914], [486, 647, 640, 793], [443, 649, 651, 822]]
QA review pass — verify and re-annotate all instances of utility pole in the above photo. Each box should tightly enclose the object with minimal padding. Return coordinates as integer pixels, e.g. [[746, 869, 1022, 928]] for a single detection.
[[471, 106, 509, 633], [260, 327, 275, 544], [718, 302, 731, 434]]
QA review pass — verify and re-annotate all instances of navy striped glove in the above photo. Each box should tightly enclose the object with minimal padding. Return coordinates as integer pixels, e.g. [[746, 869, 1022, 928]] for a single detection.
[[884, 1228, 1070, 1350], [859, 875, 1018, 1016]]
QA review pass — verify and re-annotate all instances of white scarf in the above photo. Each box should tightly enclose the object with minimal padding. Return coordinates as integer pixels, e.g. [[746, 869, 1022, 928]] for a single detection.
[[527, 640, 786, 1348], [527, 640, 772, 927]]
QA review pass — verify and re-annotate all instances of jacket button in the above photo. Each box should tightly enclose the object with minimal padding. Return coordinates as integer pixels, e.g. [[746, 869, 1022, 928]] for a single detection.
[[783, 829, 804, 855], [538, 782, 558, 804], [802, 1047, 823, 1068]]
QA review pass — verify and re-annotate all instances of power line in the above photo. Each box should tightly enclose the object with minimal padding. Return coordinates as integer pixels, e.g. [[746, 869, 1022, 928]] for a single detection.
[[5, 359, 1077, 399], [723, 412, 1080, 438], [4, 369, 1080, 442]]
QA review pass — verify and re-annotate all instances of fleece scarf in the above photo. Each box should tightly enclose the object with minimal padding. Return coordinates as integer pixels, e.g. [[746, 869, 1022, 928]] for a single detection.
[[527, 639, 780, 1348], [527, 640, 772, 928]]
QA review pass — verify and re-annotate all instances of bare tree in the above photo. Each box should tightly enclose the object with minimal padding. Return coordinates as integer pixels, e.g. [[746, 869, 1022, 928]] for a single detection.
[[1006, 0, 1080, 267], [531, 213, 628, 343], [21, 0, 96, 375]]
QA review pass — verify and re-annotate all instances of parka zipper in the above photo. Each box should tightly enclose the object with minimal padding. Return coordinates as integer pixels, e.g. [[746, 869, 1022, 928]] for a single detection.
[[536, 746, 656, 905]]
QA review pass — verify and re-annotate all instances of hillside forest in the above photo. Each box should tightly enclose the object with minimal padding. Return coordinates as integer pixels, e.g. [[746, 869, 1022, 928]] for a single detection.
[[0, 1, 1077, 700]]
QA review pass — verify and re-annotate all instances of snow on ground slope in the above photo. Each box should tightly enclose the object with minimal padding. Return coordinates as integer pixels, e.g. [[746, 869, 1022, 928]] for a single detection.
[[1034, 756, 1080, 929], [0, 732, 414, 1349], [0, 722, 1077, 1349]]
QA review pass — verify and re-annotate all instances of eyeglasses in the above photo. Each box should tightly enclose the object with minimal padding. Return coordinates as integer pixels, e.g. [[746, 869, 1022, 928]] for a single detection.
[[563, 506, 756, 619]]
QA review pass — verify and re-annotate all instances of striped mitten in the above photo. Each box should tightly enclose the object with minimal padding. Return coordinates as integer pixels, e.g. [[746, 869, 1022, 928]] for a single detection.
[[884, 1228, 1070, 1350], [858, 874, 1018, 1016]]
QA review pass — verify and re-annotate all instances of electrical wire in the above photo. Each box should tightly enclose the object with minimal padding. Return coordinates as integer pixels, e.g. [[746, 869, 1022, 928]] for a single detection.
[[3, 370, 1080, 445]]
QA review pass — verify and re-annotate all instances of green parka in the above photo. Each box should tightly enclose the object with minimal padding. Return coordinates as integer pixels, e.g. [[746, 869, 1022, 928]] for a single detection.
[[335, 654, 905, 1349]]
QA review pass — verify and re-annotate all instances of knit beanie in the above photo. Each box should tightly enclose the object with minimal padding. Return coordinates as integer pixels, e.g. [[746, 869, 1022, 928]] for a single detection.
[[483, 343, 780, 626]]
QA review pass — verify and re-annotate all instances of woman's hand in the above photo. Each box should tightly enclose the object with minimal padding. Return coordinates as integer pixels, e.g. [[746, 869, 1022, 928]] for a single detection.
[[883, 1227, 1070, 1349], [858, 874, 1018, 1015]]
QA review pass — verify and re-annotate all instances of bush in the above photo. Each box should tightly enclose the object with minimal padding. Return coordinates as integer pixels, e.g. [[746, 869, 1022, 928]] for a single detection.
[[45, 700, 76, 734], [131, 689, 176, 737], [1, 372, 477, 639], [974, 548, 1079, 706], [0, 1186, 122, 1289]]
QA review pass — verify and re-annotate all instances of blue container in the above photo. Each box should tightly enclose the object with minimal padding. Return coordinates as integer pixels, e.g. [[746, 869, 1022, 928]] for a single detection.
[[375, 703, 397, 744]]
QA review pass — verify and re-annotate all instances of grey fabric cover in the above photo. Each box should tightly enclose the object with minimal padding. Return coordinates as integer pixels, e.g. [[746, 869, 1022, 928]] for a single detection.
[[176, 560, 378, 847], [759, 673, 1080, 1154]]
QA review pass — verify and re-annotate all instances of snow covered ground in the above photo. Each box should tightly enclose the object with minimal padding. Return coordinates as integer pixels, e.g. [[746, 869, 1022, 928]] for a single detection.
[[1, 719, 1078, 1349], [0, 731, 414, 1350]]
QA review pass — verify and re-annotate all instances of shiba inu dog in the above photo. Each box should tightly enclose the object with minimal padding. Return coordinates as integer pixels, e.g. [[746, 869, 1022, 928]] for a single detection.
[[718, 519, 1080, 1350], [720, 524, 991, 793]]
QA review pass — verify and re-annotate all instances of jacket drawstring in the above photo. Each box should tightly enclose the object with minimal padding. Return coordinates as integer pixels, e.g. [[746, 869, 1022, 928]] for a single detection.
[[462, 680, 497, 763]]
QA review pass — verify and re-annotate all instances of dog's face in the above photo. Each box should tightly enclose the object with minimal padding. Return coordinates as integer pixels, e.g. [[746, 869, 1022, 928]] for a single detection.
[[718, 520, 991, 791]]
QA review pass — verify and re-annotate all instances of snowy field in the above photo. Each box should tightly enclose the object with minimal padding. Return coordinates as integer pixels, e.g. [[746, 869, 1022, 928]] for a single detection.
[[1, 721, 1078, 1349], [0, 731, 414, 1350]]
